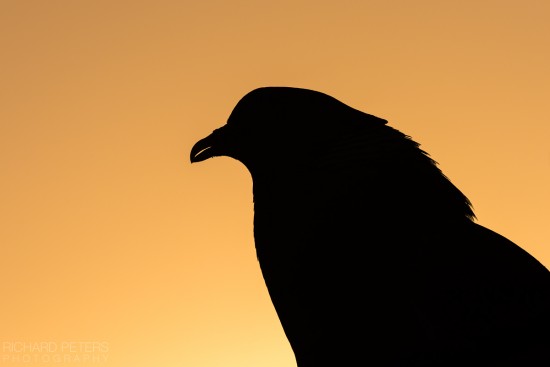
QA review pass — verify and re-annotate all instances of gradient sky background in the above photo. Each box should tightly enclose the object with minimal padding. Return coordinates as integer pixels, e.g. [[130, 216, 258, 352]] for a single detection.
[[1, 1, 549, 366]]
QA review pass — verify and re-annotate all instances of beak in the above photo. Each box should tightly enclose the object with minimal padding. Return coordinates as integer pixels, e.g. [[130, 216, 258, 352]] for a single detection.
[[190, 127, 227, 163]]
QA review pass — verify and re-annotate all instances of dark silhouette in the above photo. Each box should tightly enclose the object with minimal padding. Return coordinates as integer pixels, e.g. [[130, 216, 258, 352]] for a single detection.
[[190, 87, 550, 366]]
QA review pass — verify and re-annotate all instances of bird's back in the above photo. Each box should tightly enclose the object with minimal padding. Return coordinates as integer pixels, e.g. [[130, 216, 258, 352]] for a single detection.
[[251, 124, 550, 366]]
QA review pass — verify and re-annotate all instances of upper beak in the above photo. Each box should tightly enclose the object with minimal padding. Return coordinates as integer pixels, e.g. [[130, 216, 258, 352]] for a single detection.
[[190, 127, 226, 163]]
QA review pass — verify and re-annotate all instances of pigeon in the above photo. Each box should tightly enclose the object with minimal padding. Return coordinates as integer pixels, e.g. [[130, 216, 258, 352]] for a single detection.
[[190, 87, 550, 366]]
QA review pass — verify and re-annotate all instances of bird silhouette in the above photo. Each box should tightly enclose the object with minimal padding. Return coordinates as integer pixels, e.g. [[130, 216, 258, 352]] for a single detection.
[[190, 87, 550, 366]]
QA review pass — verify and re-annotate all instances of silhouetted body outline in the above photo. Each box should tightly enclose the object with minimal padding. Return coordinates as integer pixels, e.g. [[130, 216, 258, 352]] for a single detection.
[[191, 87, 550, 366]]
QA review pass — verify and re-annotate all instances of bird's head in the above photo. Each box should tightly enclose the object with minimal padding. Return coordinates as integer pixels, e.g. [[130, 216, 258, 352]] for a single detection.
[[191, 86, 476, 220], [190, 87, 387, 176]]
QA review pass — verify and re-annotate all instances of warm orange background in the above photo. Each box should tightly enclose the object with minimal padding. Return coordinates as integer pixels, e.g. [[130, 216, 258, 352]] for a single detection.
[[1, 1, 548, 366]]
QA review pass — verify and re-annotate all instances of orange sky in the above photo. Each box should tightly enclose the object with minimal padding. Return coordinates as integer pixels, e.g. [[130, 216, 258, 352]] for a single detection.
[[1, 1, 549, 366]]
